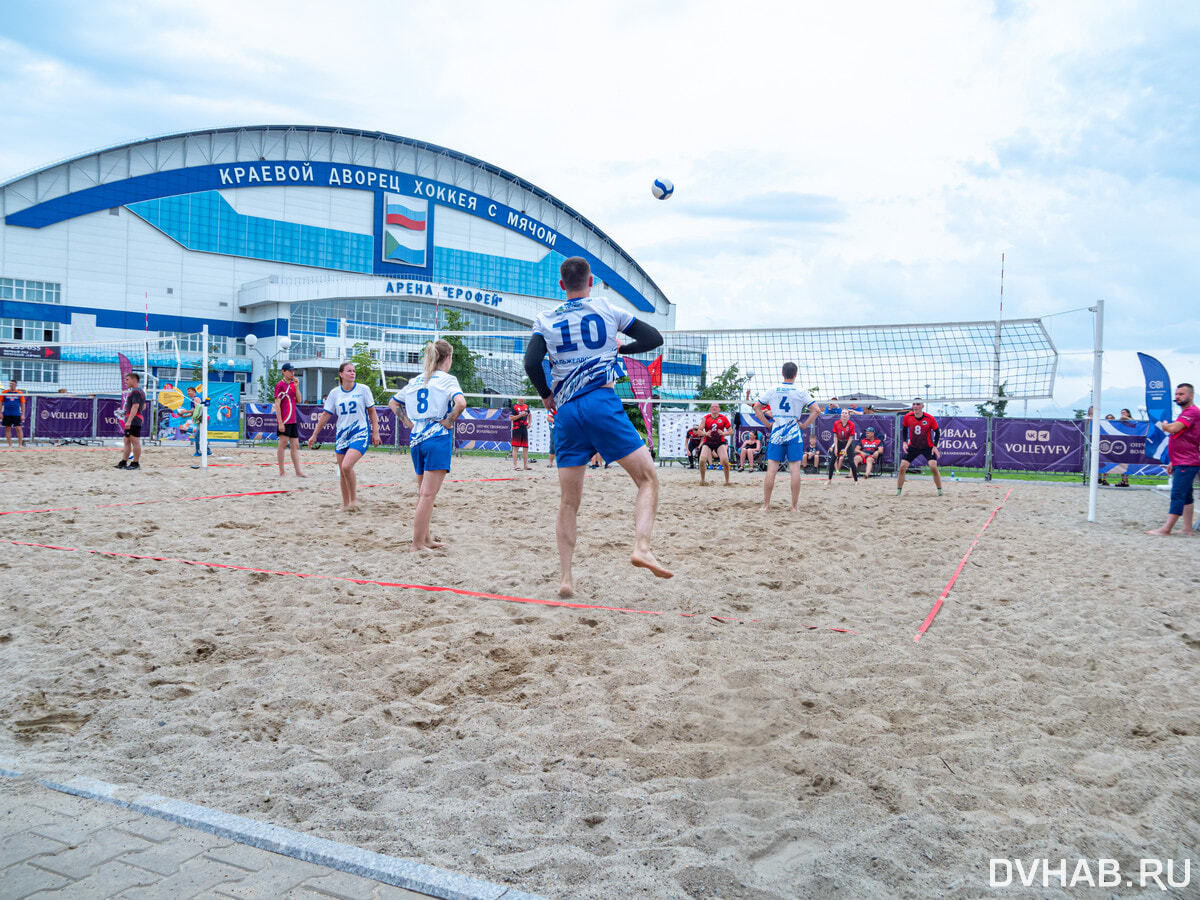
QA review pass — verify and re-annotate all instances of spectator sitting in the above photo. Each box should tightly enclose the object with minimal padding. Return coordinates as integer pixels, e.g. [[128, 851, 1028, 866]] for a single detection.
[[686, 423, 705, 468], [1115, 408, 1135, 486], [824, 397, 841, 415], [737, 431, 762, 472], [854, 426, 885, 476]]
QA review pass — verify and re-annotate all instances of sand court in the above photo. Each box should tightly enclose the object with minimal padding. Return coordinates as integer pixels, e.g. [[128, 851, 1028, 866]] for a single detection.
[[1, 445, 1197, 898]]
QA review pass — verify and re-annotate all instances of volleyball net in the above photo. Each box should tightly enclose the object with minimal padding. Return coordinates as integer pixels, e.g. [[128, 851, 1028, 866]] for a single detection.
[[379, 317, 1058, 407]]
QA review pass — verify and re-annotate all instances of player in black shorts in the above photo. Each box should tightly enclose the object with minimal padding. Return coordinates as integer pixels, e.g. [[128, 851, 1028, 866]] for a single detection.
[[115, 372, 145, 471], [897, 398, 943, 495]]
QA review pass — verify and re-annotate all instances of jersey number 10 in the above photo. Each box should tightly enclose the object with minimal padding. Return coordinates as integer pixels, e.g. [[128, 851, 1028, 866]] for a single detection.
[[552, 314, 608, 353]]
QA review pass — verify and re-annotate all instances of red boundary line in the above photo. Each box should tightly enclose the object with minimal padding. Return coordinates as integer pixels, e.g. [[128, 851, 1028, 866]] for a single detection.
[[3, 538, 855, 632], [0, 490, 291, 517], [913, 486, 1013, 643]]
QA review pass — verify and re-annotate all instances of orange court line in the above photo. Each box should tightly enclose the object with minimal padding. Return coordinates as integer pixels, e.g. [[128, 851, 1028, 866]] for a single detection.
[[3, 538, 855, 632], [913, 487, 1014, 643]]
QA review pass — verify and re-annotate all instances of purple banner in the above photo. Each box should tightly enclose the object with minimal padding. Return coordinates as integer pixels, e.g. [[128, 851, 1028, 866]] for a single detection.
[[97, 398, 127, 438], [815, 414, 896, 464], [935, 416, 987, 467], [455, 408, 511, 450], [33, 396, 93, 439], [244, 403, 279, 440], [992, 418, 1084, 472], [297, 403, 336, 444]]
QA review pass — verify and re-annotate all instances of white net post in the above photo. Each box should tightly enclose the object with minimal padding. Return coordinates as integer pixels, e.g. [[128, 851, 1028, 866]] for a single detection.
[[200, 324, 209, 469], [1087, 300, 1104, 523]]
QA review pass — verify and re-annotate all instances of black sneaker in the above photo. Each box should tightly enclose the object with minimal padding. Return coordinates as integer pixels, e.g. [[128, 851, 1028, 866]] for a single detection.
[[114, 460, 127, 469], [126, 461, 140, 470]]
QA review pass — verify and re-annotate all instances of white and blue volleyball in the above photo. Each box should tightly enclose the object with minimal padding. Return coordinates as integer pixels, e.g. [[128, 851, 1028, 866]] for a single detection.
[[651, 178, 674, 200]]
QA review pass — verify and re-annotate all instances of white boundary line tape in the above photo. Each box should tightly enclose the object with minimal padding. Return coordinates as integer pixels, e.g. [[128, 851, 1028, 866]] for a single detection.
[[0, 766, 545, 900]]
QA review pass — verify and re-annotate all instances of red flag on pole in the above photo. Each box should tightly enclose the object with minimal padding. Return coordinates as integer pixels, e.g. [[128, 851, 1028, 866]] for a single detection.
[[648, 355, 663, 387]]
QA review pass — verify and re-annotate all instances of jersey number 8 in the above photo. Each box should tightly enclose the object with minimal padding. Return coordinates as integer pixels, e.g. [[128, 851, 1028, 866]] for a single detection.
[[416, 388, 429, 414]]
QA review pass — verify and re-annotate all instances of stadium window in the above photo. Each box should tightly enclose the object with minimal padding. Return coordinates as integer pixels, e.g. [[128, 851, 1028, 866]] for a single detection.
[[0, 277, 62, 304]]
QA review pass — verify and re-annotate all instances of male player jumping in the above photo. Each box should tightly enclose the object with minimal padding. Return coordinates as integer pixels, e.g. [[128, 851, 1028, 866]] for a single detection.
[[754, 362, 822, 511], [524, 256, 672, 597], [896, 398, 943, 495]]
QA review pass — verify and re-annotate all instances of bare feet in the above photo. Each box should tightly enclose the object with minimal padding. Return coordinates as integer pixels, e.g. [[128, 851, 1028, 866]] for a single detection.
[[631, 549, 673, 579], [759, 503, 770, 512], [523, 465, 532, 470], [1145, 527, 1173, 535], [295, 472, 307, 478], [557, 580, 574, 598]]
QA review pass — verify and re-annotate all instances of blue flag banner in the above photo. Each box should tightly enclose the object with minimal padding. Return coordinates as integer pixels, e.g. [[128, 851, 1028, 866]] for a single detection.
[[1137, 352, 1171, 462]]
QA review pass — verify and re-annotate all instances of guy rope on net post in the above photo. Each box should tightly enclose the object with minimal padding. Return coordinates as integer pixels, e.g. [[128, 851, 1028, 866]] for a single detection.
[[1087, 300, 1104, 523]]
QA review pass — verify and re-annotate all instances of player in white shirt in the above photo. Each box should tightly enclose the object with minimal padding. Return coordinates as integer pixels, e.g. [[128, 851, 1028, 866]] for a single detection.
[[753, 361, 822, 512], [307, 361, 381, 511], [389, 339, 466, 551], [524, 256, 672, 597]]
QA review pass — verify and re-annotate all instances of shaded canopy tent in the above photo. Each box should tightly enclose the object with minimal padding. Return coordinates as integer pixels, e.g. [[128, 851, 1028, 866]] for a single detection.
[[834, 393, 910, 413]]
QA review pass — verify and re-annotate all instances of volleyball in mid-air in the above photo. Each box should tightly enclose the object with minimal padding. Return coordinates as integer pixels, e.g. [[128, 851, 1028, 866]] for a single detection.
[[651, 178, 674, 200]]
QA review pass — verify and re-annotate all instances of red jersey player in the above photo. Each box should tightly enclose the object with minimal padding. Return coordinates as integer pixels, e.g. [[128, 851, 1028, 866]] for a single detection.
[[827, 408, 859, 482], [510, 400, 531, 470], [699, 402, 732, 485], [897, 398, 943, 495]]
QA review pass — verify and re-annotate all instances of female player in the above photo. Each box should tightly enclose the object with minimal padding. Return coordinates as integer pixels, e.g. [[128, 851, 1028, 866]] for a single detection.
[[827, 408, 859, 482], [308, 361, 380, 510], [389, 340, 466, 551]]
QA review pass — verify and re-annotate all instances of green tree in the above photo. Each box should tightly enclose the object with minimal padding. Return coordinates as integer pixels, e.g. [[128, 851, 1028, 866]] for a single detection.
[[697, 364, 750, 406], [256, 358, 283, 404], [349, 341, 393, 404], [441, 308, 484, 394], [975, 383, 1010, 418], [519, 377, 544, 408], [1073, 408, 1088, 420]]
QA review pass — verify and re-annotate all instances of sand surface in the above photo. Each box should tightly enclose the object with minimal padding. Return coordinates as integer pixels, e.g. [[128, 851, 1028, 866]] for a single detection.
[[1, 445, 1197, 898]]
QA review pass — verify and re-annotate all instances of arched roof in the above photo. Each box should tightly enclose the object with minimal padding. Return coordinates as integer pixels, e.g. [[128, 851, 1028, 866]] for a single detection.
[[1, 125, 671, 316]]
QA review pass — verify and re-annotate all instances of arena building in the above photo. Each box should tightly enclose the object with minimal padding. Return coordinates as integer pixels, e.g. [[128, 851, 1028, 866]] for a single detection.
[[0, 125, 688, 402]]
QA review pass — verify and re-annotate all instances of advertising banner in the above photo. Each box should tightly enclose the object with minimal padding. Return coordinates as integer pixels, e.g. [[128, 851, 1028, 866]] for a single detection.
[[1097, 420, 1166, 476], [529, 407, 551, 454], [934, 417, 987, 468], [33, 396, 92, 439], [455, 408, 511, 451], [992, 418, 1084, 472], [1138, 352, 1171, 462], [815, 414, 896, 464], [297, 404, 336, 444], [625, 358, 655, 454], [244, 403, 279, 441], [97, 398, 126, 438], [660, 410, 705, 459], [374, 406, 402, 446]]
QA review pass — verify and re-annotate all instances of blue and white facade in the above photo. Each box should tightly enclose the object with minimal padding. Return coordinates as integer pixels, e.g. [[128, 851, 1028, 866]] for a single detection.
[[0, 125, 675, 399]]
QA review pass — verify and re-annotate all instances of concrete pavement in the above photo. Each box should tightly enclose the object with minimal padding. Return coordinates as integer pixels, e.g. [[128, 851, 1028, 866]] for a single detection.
[[0, 770, 546, 900]]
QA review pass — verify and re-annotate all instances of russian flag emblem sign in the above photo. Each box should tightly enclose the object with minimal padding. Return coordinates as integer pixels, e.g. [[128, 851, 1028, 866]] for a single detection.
[[382, 193, 429, 266]]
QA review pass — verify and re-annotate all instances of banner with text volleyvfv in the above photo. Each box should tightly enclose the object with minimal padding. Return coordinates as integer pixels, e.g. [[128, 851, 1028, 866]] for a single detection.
[[1137, 352, 1171, 462]]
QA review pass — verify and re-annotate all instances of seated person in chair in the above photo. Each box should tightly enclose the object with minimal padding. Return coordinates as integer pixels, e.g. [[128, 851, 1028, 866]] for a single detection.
[[686, 423, 705, 468], [854, 426, 885, 476], [738, 431, 762, 471]]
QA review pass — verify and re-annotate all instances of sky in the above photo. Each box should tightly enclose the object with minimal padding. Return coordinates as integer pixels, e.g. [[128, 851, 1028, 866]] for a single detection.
[[1, 0, 1198, 415]]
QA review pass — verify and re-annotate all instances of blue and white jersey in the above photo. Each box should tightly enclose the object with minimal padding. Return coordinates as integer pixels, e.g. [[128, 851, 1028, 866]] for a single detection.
[[532, 296, 635, 407], [322, 383, 375, 451], [758, 383, 816, 444], [395, 371, 463, 446]]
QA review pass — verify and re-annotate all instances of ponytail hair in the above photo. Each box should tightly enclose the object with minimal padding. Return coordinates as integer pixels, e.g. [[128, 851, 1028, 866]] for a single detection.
[[423, 339, 453, 382]]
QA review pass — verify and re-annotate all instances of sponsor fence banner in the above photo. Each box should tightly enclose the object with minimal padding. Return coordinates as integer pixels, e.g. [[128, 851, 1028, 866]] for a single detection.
[[297, 404, 337, 444], [660, 410, 705, 459], [33, 396, 92, 439], [455, 408, 511, 451], [528, 407, 551, 454], [374, 406, 401, 446], [1097, 419, 1167, 476], [934, 416, 987, 468], [815, 414, 897, 465], [97, 398, 127, 438], [992, 418, 1084, 472], [244, 403, 279, 441]]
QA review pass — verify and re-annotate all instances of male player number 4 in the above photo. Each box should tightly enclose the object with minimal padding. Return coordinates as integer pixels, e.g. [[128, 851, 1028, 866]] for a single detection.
[[754, 362, 822, 511], [524, 256, 673, 597]]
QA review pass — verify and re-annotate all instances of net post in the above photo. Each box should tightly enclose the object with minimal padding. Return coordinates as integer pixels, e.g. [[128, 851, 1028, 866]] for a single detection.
[[1087, 300, 1104, 523], [984, 416, 994, 481], [201, 324, 209, 470]]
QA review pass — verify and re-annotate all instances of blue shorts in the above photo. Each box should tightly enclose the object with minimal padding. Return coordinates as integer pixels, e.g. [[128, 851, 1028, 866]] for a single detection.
[[766, 436, 804, 463], [555, 389, 644, 468], [1169, 464, 1199, 516], [412, 433, 453, 475], [335, 439, 369, 457]]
